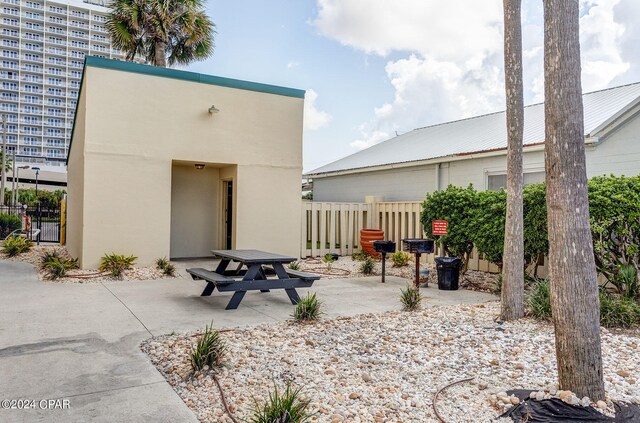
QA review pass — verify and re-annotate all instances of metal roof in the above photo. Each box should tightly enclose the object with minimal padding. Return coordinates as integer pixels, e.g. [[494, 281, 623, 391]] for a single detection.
[[307, 82, 640, 176]]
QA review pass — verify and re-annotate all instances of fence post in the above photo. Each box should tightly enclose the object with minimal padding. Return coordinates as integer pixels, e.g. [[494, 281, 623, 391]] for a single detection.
[[364, 196, 383, 229], [60, 197, 66, 246]]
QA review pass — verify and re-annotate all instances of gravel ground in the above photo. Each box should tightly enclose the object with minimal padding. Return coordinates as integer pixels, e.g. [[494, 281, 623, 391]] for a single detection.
[[142, 302, 639, 423], [2, 245, 171, 283]]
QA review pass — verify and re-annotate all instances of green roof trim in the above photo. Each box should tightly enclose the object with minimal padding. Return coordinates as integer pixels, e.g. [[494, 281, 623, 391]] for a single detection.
[[67, 56, 305, 164], [84, 56, 306, 98]]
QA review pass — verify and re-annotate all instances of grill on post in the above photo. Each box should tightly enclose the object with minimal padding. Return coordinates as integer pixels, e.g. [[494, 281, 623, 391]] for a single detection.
[[402, 239, 435, 287], [373, 240, 396, 283]]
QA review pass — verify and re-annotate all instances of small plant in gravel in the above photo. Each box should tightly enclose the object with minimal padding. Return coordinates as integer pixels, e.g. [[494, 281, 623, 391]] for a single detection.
[[390, 251, 411, 267], [251, 382, 314, 423], [360, 256, 375, 274], [1, 236, 33, 257], [40, 250, 79, 280], [599, 290, 640, 328], [191, 322, 227, 371], [526, 279, 551, 319], [99, 253, 137, 279], [155, 257, 176, 277], [492, 274, 503, 295], [351, 250, 370, 261], [288, 261, 301, 271], [322, 253, 336, 271], [292, 292, 323, 322], [400, 285, 422, 311]]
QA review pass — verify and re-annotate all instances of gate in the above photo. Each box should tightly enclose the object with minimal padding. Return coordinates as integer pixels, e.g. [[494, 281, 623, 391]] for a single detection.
[[27, 203, 62, 243]]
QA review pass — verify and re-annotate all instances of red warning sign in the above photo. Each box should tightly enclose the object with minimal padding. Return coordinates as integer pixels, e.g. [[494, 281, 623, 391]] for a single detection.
[[432, 220, 448, 235]]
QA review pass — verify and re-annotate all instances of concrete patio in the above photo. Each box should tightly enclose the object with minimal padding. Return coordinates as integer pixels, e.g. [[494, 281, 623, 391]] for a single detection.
[[0, 259, 496, 422]]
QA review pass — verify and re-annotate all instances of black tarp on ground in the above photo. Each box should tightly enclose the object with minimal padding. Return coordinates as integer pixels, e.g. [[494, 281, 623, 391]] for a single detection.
[[499, 389, 640, 422]]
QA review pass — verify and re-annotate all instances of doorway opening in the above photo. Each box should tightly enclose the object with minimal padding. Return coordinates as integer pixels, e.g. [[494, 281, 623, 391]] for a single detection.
[[223, 180, 233, 249]]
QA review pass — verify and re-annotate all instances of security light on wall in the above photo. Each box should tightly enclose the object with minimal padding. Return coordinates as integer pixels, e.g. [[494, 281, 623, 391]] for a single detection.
[[208, 105, 220, 114], [195, 164, 205, 170]]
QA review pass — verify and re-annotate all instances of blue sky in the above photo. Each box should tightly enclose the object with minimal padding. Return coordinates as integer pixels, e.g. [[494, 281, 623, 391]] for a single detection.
[[185, 0, 640, 172]]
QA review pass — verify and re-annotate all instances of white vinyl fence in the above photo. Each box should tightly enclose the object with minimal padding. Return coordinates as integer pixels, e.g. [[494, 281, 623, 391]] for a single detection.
[[300, 202, 370, 258], [301, 200, 536, 275]]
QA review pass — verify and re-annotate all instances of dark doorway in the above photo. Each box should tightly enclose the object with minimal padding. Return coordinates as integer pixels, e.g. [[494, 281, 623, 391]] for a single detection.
[[224, 181, 233, 249]]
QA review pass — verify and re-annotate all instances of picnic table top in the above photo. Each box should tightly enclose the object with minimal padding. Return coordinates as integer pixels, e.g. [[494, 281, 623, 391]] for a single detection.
[[210, 249, 297, 264]]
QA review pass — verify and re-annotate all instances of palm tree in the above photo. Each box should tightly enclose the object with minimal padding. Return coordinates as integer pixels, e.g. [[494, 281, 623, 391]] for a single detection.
[[500, 0, 525, 321], [544, 0, 604, 400], [106, 0, 215, 67], [0, 151, 12, 173]]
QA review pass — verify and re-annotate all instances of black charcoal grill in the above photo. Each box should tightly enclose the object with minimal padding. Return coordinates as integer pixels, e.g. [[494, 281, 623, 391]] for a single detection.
[[373, 240, 396, 283], [402, 239, 435, 287]]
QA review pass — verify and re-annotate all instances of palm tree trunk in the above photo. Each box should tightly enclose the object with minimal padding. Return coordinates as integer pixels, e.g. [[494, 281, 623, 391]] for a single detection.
[[501, 0, 525, 321], [154, 41, 167, 67], [543, 0, 605, 400]]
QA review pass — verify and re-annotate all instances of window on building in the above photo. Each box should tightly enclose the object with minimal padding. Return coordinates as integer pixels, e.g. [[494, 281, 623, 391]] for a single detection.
[[487, 171, 546, 191]]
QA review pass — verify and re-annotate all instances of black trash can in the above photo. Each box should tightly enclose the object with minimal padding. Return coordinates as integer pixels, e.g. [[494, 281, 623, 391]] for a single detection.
[[435, 257, 462, 290]]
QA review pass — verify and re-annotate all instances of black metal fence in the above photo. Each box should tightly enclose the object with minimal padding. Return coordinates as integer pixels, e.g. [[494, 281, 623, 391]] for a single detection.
[[1, 203, 61, 243]]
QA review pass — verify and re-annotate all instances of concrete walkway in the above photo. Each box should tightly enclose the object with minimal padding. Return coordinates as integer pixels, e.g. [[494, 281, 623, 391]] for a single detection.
[[0, 259, 496, 422]]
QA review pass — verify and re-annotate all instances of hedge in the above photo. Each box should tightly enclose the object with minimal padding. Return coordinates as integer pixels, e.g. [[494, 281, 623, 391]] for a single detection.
[[421, 175, 640, 299]]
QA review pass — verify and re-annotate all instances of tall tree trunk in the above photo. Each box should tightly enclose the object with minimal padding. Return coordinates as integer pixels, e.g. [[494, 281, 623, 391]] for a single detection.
[[543, 0, 605, 400], [501, 0, 525, 321], [154, 41, 167, 67]]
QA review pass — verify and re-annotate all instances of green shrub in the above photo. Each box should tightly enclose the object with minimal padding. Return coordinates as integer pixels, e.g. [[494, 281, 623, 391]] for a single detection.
[[190, 322, 227, 371], [351, 250, 370, 261], [400, 285, 422, 311], [523, 183, 548, 275], [292, 293, 323, 322], [421, 185, 477, 273], [589, 175, 640, 295], [360, 257, 375, 275], [40, 249, 79, 280], [470, 189, 506, 268], [1, 236, 32, 257], [251, 382, 314, 423], [99, 253, 137, 279], [527, 279, 552, 320], [288, 261, 301, 271], [390, 251, 411, 267], [0, 213, 21, 238], [155, 257, 176, 277], [599, 290, 640, 328]]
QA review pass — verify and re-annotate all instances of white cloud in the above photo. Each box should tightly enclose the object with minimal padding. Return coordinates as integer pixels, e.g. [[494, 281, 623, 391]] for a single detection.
[[313, 0, 640, 151], [350, 129, 389, 150], [287, 61, 300, 69], [304, 89, 332, 130]]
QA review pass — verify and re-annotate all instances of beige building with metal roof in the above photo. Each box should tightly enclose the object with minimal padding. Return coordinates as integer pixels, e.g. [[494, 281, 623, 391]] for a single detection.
[[67, 57, 305, 269], [306, 83, 640, 202]]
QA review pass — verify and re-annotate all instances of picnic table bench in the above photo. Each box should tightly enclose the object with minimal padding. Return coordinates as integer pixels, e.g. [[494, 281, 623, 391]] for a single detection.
[[186, 249, 320, 310]]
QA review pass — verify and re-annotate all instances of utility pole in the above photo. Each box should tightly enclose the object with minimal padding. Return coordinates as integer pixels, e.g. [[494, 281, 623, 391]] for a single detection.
[[1, 113, 6, 206]]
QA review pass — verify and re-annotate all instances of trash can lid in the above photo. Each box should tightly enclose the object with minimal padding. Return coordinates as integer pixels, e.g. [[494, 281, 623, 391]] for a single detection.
[[435, 256, 462, 265]]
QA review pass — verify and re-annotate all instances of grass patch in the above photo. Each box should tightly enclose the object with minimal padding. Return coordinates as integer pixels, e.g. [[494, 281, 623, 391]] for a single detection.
[[251, 382, 314, 423], [390, 251, 411, 267], [400, 285, 422, 311], [99, 253, 137, 279], [288, 261, 301, 271], [600, 290, 640, 328], [526, 279, 551, 319], [155, 257, 176, 277], [360, 257, 375, 275], [292, 292, 323, 322], [190, 322, 227, 371], [40, 249, 79, 280], [1, 236, 33, 257]]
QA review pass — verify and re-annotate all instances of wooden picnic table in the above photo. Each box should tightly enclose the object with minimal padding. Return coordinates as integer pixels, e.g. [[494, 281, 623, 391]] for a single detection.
[[186, 249, 320, 310]]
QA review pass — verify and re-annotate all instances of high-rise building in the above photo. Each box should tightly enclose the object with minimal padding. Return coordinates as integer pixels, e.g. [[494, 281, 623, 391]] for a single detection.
[[1, 0, 127, 168]]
